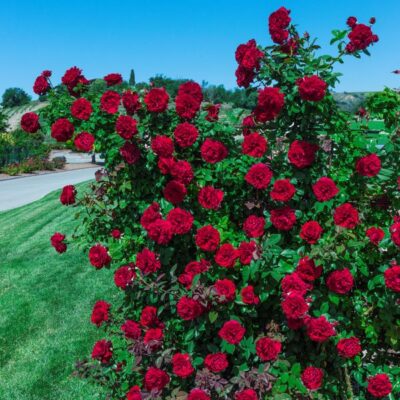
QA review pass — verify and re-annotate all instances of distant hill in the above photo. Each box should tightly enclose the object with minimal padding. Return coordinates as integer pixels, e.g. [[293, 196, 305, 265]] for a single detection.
[[332, 91, 374, 113]]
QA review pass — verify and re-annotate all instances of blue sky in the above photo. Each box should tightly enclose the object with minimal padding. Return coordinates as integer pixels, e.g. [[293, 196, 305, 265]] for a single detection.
[[1, 0, 399, 98]]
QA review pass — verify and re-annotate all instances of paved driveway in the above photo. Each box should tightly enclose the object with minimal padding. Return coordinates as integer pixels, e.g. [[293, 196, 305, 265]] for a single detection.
[[0, 168, 98, 212]]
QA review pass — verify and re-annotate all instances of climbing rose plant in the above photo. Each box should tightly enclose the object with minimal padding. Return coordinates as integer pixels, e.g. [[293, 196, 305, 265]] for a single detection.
[[24, 6, 400, 400]]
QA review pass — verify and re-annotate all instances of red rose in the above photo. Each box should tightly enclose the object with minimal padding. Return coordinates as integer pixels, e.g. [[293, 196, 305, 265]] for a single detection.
[[243, 215, 265, 238], [214, 279, 236, 302], [163, 180, 187, 205], [297, 75, 327, 102], [326, 268, 354, 294], [111, 229, 122, 239], [151, 135, 174, 157], [175, 93, 201, 119], [92, 339, 113, 364], [140, 306, 164, 328], [242, 132, 267, 158], [71, 98, 92, 120], [114, 264, 135, 289], [195, 225, 220, 252], [312, 177, 339, 201], [188, 389, 210, 400], [356, 154, 381, 177], [116, 115, 138, 139], [91, 300, 110, 327], [296, 257, 322, 282], [306, 316, 336, 342], [177, 296, 204, 320], [204, 353, 229, 373], [50, 232, 67, 253], [104, 73, 122, 86], [245, 163, 273, 189], [122, 90, 141, 115], [269, 7, 291, 44], [333, 203, 359, 229], [146, 219, 174, 245], [347, 23, 379, 53], [144, 88, 169, 113], [242, 115, 256, 135], [136, 248, 161, 275], [121, 320, 142, 340], [254, 87, 285, 122], [33, 74, 50, 95], [178, 259, 210, 289], [235, 39, 263, 70], [238, 241, 257, 265], [201, 138, 228, 163], [234, 388, 258, 400], [281, 273, 309, 297], [172, 353, 194, 378], [205, 104, 221, 122], [390, 222, 400, 247], [270, 207, 296, 231], [51, 118, 74, 142], [367, 374, 392, 398], [300, 221, 323, 244], [170, 160, 194, 185], [384, 265, 400, 292], [74, 131, 95, 152], [288, 140, 318, 169], [366, 227, 385, 245], [270, 179, 296, 202], [241, 285, 260, 304], [218, 320, 246, 344], [166, 208, 194, 235], [173, 122, 199, 147], [255, 337, 282, 361], [21, 112, 40, 133], [143, 328, 164, 350], [120, 141, 141, 165], [214, 244, 238, 268], [178, 81, 203, 103], [347, 16, 357, 27], [61, 66, 88, 94], [281, 292, 309, 319], [143, 367, 170, 392], [89, 244, 111, 269], [301, 367, 324, 391], [198, 186, 224, 210], [336, 337, 362, 358], [140, 202, 162, 230], [100, 90, 121, 114], [126, 386, 142, 400], [60, 184, 76, 205]]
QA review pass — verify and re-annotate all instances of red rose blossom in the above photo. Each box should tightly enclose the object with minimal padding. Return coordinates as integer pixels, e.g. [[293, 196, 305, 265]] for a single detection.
[[195, 225, 220, 252], [306, 316, 336, 342], [89, 244, 111, 269], [242, 132, 267, 158], [254, 87, 285, 122], [356, 154, 381, 177], [178, 81, 203, 103], [333, 203, 359, 229], [114, 264, 135, 289], [366, 227, 385, 245], [218, 320, 246, 344], [243, 215, 265, 238], [215, 244, 238, 268], [143, 367, 170, 392], [163, 180, 187, 204], [74, 131, 95, 152], [297, 75, 327, 102], [50, 232, 67, 253], [204, 352, 228, 373], [256, 337, 282, 361], [205, 104, 221, 122], [120, 141, 141, 165], [326, 268, 354, 294], [214, 279, 236, 301], [235, 388, 258, 400], [301, 367, 324, 391], [91, 300, 110, 327], [296, 257, 322, 282], [100, 90, 121, 114], [201, 138, 228, 163], [140, 202, 162, 230], [270, 179, 296, 202], [346, 23, 379, 53], [33, 74, 50, 95], [51, 118, 74, 142], [312, 177, 339, 201], [300, 221, 323, 244], [172, 353, 194, 378], [288, 140, 318, 169], [144, 88, 169, 113], [104, 73, 122, 86], [384, 265, 400, 293], [111, 229, 122, 239], [116, 115, 138, 139], [281, 273, 309, 297], [151, 135, 174, 158], [21, 112, 40, 133], [170, 160, 194, 185], [175, 93, 201, 119], [126, 386, 142, 400], [121, 320, 142, 340], [144, 329, 163, 351], [146, 219, 174, 245], [173, 122, 199, 147], [336, 337, 362, 358], [270, 207, 296, 231], [390, 222, 400, 247], [281, 292, 309, 319], [60, 184, 76, 205], [367, 374, 392, 398], [238, 241, 257, 265], [188, 389, 210, 400], [166, 208, 194, 235], [122, 90, 141, 115], [198, 186, 224, 210], [245, 163, 273, 189], [177, 296, 204, 320], [241, 285, 260, 304], [140, 306, 164, 328], [92, 339, 113, 364], [136, 248, 161, 275], [71, 98, 92, 120]]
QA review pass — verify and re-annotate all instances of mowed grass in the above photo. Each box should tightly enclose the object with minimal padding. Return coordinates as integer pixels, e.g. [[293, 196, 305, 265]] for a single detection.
[[0, 183, 114, 400]]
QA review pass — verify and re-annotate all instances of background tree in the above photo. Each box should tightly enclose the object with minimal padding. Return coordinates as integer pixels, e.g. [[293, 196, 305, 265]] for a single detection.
[[129, 69, 136, 86], [1, 87, 31, 108]]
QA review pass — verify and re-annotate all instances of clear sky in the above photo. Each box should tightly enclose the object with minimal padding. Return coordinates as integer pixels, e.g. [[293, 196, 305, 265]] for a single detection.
[[1, 0, 399, 98]]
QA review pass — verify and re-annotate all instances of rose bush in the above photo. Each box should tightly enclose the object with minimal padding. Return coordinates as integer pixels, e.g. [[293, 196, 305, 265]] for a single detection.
[[24, 6, 400, 400]]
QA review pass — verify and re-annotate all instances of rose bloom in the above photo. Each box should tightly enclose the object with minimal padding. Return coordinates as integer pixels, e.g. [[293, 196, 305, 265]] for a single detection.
[[243, 215, 265, 238], [336, 337, 362, 358], [367, 374, 392, 398], [218, 320, 246, 344], [306, 316, 336, 342], [144, 328, 164, 350], [333, 203, 360, 229], [300, 221, 323, 244], [170, 160, 194, 185], [347, 23, 379, 53], [270, 207, 296, 231], [33, 74, 50, 95], [90, 300, 110, 327], [384, 265, 400, 293], [214, 244, 239, 268], [288, 140, 318, 169], [242, 114, 256, 135], [136, 248, 161, 275], [204, 353, 228, 373], [166, 207, 194, 235], [198, 186, 224, 210], [214, 278, 236, 302], [51, 118, 74, 142], [121, 320, 142, 340], [235, 388, 258, 400], [100, 90, 121, 114], [195, 225, 220, 252], [140, 202, 162, 230], [163, 180, 187, 205], [74, 131, 95, 152], [176, 296, 204, 320], [92, 339, 113, 364], [140, 306, 164, 328], [188, 389, 210, 400], [256, 337, 282, 361], [143, 367, 170, 392], [175, 93, 201, 119], [312, 177, 339, 201], [235, 39, 263, 70], [115, 115, 138, 139], [356, 153, 381, 177], [103, 72, 122, 86], [144, 87, 169, 113], [347, 16, 357, 27], [296, 257, 322, 282], [21, 112, 40, 133], [297, 75, 327, 102], [70, 98, 92, 120], [205, 104, 221, 122], [238, 241, 257, 265], [281, 292, 309, 319], [390, 222, 400, 247], [173, 122, 199, 147], [241, 285, 260, 304], [281, 273, 309, 297], [301, 367, 324, 391], [146, 219, 174, 245], [157, 157, 174, 175], [242, 132, 268, 158], [172, 353, 194, 378], [245, 163, 273, 189], [366, 227, 385, 245], [269, 6, 291, 43], [326, 268, 354, 294], [50, 232, 67, 253], [114, 264, 135, 289], [60, 184, 76, 205], [111, 229, 122, 239], [200, 138, 228, 163], [61, 66, 89, 94], [178, 81, 203, 103], [89, 244, 111, 269], [120, 141, 141, 165], [151, 135, 174, 158], [122, 90, 141, 115], [126, 386, 142, 400], [178, 259, 210, 288], [254, 87, 285, 122], [270, 179, 296, 202]]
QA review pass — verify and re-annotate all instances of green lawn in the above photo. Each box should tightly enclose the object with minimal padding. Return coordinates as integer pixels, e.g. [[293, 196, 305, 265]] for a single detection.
[[0, 184, 114, 399]]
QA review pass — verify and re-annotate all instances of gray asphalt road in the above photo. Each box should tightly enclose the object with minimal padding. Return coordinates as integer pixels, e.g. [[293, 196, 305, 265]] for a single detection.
[[0, 168, 98, 212]]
